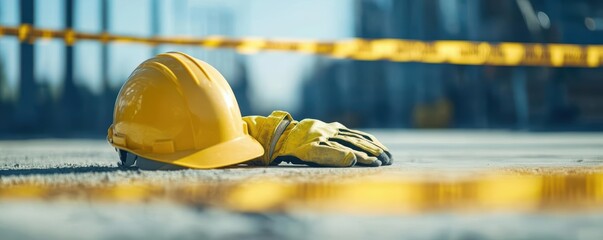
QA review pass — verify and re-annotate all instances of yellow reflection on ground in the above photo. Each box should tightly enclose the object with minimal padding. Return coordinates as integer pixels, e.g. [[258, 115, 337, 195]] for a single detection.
[[1, 171, 602, 214]]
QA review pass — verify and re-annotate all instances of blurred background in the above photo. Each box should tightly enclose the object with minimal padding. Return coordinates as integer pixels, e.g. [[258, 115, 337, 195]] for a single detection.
[[1, 0, 603, 138]]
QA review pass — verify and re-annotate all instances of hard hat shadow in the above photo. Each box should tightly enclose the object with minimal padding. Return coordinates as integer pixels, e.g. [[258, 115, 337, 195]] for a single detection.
[[0, 164, 368, 177], [0, 166, 134, 177]]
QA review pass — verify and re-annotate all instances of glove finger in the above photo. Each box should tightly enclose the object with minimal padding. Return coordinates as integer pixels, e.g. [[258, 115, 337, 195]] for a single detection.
[[354, 151, 381, 167], [377, 151, 393, 166], [327, 121, 346, 129], [329, 135, 389, 164], [330, 135, 382, 156], [328, 141, 381, 167], [290, 142, 357, 167], [351, 136, 392, 165], [339, 128, 393, 162], [339, 128, 391, 151]]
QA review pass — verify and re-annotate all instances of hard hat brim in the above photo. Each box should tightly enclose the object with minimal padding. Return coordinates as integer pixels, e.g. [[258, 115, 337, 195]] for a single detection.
[[112, 135, 264, 169]]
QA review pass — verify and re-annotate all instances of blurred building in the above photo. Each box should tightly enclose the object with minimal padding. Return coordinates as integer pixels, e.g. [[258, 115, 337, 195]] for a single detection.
[[2, 0, 603, 137], [0, 0, 252, 137], [186, 3, 252, 115], [301, 0, 603, 130]]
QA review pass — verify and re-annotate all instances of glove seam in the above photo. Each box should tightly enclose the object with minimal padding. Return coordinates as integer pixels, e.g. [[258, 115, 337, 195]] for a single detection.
[[260, 111, 293, 165], [268, 118, 291, 161]]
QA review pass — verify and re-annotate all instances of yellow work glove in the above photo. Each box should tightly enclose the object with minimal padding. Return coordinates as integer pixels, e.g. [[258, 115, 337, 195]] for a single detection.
[[243, 111, 393, 167]]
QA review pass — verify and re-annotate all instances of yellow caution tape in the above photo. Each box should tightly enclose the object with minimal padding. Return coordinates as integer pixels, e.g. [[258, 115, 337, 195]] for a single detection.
[[1, 172, 603, 213], [1, 24, 603, 67]]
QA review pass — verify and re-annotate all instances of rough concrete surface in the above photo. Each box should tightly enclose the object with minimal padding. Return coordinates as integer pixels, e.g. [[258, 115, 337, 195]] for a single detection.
[[1, 130, 603, 239]]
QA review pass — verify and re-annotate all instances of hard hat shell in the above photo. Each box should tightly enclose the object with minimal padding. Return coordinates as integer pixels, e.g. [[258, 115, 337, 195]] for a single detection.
[[107, 52, 263, 169]]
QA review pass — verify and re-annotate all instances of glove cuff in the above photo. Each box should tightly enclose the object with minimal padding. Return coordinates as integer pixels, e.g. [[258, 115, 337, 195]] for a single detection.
[[255, 110, 293, 165]]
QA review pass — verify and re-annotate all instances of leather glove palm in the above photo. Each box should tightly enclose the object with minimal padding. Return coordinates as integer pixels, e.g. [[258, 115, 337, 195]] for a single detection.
[[243, 111, 392, 167]]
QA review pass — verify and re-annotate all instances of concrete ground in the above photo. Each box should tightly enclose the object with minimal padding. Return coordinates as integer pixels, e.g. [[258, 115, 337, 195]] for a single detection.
[[1, 130, 603, 239]]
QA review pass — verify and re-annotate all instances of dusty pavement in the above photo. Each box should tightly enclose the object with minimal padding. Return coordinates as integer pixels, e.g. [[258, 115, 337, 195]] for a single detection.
[[1, 130, 603, 239]]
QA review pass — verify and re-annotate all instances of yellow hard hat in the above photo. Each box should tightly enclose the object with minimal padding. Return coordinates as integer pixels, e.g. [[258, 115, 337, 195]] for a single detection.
[[107, 52, 263, 169]]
